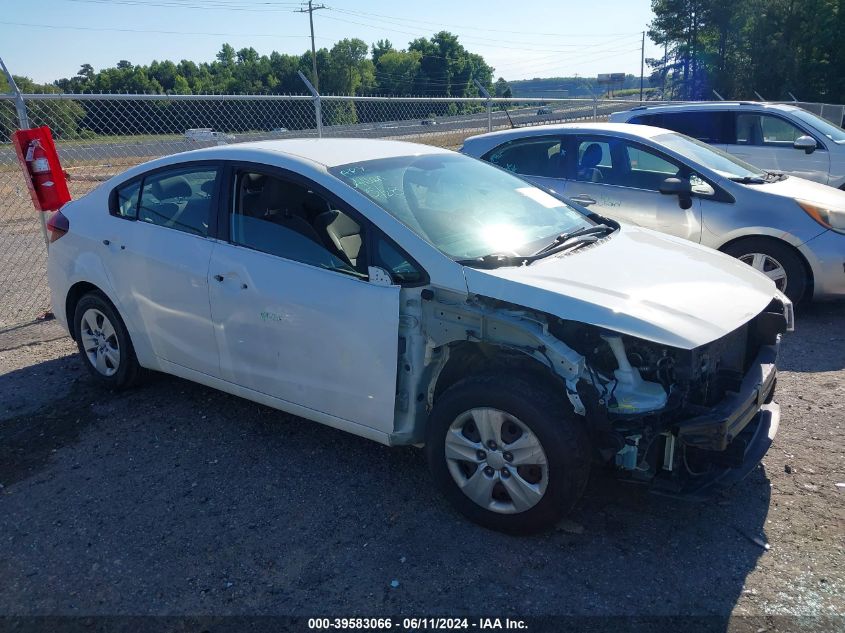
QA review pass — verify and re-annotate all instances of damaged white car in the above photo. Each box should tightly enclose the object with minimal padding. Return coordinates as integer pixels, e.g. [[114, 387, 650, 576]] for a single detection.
[[47, 139, 794, 533]]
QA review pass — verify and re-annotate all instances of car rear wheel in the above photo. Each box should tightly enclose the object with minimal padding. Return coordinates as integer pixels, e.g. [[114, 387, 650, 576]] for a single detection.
[[723, 238, 808, 303], [425, 373, 590, 534], [73, 292, 142, 389]]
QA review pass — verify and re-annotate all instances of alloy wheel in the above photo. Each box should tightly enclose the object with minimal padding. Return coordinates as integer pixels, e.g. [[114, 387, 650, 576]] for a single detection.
[[739, 252, 788, 292], [445, 408, 549, 514], [79, 308, 121, 377]]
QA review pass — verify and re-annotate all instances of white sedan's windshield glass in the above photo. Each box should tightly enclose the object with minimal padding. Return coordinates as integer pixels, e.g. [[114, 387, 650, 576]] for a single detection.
[[654, 132, 766, 179], [330, 153, 592, 259], [791, 109, 845, 143]]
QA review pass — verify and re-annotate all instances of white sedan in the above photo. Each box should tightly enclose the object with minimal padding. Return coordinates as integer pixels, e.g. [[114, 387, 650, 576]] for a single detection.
[[47, 139, 792, 533]]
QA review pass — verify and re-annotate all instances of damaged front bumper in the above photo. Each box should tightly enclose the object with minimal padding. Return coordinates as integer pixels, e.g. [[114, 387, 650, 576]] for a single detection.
[[649, 343, 781, 499]]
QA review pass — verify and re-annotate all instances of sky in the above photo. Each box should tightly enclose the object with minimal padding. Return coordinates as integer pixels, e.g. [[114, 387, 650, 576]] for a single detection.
[[0, 0, 662, 85]]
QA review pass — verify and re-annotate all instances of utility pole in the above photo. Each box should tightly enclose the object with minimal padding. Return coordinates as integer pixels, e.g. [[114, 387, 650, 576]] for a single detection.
[[296, 1, 326, 91], [639, 30, 645, 102]]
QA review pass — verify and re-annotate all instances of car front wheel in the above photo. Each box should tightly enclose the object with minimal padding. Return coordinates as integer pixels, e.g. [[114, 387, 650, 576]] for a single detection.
[[426, 373, 590, 534], [73, 292, 142, 389], [723, 237, 808, 303]]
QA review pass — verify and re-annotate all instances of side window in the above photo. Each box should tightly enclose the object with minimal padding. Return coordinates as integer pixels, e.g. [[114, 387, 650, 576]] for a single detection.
[[624, 143, 680, 191], [230, 171, 365, 278], [660, 111, 729, 143], [485, 137, 565, 178], [629, 114, 660, 126], [575, 138, 681, 191], [113, 180, 140, 219], [736, 113, 806, 146], [574, 140, 613, 183], [138, 167, 217, 236], [760, 115, 804, 145], [375, 237, 424, 285], [627, 146, 678, 175]]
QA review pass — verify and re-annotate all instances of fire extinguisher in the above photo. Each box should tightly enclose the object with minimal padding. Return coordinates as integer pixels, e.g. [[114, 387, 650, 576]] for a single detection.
[[26, 139, 62, 211]]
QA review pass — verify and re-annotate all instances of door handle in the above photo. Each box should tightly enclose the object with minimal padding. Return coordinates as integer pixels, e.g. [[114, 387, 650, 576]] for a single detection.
[[102, 239, 110, 246], [213, 274, 224, 282], [570, 195, 597, 206]]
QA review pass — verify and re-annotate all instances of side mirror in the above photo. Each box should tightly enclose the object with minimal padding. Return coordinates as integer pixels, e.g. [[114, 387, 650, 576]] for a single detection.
[[368, 266, 394, 286], [659, 177, 693, 210], [794, 135, 817, 154]]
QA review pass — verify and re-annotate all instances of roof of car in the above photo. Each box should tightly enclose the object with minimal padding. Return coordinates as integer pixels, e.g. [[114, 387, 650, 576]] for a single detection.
[[614, 101, 799, 117], [191, 138, 454, 168], [463, 122, 670, 147]]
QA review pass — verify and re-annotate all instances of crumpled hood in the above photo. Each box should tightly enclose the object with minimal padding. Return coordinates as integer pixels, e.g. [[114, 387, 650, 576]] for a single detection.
[[463, 226, 778, 350], [746, 175, 845, 208]]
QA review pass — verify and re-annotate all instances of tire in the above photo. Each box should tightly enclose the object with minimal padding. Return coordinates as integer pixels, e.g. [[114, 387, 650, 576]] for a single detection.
[[425, 373, 590, 534], [73, 291, 142, 390], [722, 237, 808, 304]]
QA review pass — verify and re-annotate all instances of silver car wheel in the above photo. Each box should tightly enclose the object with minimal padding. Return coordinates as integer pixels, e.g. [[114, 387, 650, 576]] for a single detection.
[[445, 408, 549, 514], [740, 252, 788, 292], [79, 308, 121, 377]]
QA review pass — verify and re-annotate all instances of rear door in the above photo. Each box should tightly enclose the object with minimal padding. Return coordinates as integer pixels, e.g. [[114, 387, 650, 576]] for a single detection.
[[563, 135, 703, 242], [103, 163, 221, 376], [482, 135, 568, 195], [725, 111, 830, 183], [207, 165, 402, 434]]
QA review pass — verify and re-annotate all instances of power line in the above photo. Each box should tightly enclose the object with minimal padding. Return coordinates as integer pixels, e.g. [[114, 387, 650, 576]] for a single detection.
[[0, 19, 317, 39], [325, 8, 637, 48], [63, 0, 304, 11], [327, 5, 643, 38], [318, 12, 641, 54]]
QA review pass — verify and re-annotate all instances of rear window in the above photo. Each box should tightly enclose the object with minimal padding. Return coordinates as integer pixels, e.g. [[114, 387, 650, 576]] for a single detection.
[[632, 111, 731, 144]]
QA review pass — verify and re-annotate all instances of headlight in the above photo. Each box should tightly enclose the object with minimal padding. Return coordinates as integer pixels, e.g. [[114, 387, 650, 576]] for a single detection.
[[774, 289, 795, 332], [797, 200, 845, 234]]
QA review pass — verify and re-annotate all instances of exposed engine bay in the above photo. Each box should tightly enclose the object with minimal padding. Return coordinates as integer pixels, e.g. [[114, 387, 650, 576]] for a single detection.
[[397, 288, 792, 496]]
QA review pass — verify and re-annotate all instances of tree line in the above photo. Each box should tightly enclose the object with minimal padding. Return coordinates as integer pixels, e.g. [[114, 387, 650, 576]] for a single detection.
[[0, 33, 513, 139], [2, 33, 500, 98], [649, 0, 844, 102]]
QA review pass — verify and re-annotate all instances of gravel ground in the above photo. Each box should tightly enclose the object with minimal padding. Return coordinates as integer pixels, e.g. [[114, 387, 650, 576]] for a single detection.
[[0, 302, 843, 630]]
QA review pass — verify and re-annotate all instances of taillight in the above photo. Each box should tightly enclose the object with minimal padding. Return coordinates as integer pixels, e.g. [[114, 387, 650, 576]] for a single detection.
[[46, 210, 69, 242]]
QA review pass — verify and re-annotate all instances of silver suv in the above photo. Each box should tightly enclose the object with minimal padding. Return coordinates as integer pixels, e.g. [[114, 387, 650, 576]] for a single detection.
[[609, 102, 845, 188]]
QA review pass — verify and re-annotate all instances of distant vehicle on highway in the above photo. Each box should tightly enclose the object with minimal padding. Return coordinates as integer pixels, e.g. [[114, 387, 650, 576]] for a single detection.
[[537, 107, 553, 115], [421, 119, 437, 126], [184, 128, 234, 142], [462, 122, 845, 302], [610, 102, 845, 188], [47, 139, 791, 533], [271, 127, 288, 134]]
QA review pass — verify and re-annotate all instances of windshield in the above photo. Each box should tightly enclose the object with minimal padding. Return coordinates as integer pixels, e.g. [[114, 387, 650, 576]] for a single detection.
[[654, 132, 766, 179], [791, 109, 845, 143], [330, 153, 592, 260]]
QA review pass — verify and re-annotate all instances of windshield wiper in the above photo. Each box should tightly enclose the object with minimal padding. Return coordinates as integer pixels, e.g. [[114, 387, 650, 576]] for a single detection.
[[530, 224, 615, 258], [728, 175, 767, 184], [455, 253, 529, 269], [764, 170, 788, 182], [456, 224, 615, 270]]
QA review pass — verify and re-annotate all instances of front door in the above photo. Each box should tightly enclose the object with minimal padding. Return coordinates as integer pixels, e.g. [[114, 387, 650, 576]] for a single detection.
[[103, 164, 221, 376], [208, 167, 401, 433], [726, 111, 830, 184], [563, 136, 703, 242]]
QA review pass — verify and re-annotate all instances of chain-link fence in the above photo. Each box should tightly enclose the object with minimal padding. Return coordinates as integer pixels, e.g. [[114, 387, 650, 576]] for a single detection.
[[0, 90, 649, 329], [1, 86, 842, 330], [788, 102, 845, 127]]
